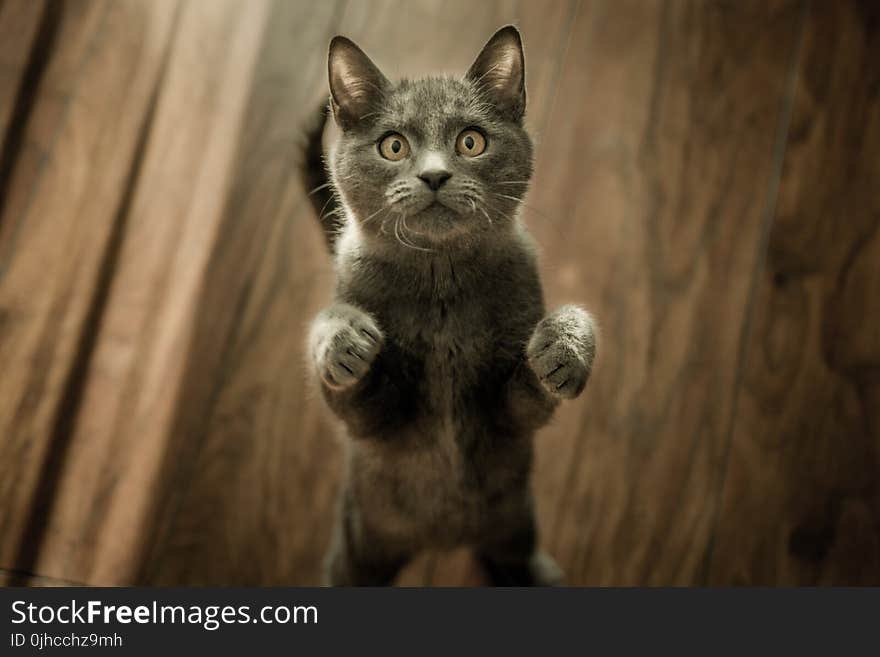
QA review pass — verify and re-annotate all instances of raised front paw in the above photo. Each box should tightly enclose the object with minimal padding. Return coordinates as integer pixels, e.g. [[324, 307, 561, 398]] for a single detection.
[[309, 303, 383, 390], [526, 305, 596, 399]]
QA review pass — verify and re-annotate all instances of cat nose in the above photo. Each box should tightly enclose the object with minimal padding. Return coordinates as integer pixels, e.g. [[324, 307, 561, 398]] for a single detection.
[[418, 169, 452, 191]]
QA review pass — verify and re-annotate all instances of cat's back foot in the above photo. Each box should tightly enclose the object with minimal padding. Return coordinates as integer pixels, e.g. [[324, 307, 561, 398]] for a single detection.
[[479, 550, 564, 587]]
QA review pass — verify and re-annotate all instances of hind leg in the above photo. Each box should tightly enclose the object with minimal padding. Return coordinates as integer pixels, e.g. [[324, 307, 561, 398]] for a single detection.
[[477, 497, 563, 586], [324, 491, 412, 586]]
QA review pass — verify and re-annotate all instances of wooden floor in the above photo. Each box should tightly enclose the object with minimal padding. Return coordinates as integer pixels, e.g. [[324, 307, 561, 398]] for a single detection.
[[0, 0, 877, 586]]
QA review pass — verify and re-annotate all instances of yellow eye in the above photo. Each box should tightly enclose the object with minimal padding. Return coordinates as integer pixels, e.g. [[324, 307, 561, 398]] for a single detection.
[[456, 129, 486, 157], [379, 133, 410, 161]]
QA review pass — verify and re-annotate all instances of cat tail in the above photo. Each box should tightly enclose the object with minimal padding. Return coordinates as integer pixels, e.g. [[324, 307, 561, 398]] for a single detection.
[[300, 100, 343, 253]]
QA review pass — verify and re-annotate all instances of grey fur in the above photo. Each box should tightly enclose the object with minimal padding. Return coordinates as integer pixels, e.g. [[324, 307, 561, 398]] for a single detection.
[[305, 26, 596, 586]]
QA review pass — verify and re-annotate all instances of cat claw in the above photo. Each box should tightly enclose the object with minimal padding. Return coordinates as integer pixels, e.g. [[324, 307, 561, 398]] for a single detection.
[[526, 305, 596, 400], [311, 305, 383, 390]]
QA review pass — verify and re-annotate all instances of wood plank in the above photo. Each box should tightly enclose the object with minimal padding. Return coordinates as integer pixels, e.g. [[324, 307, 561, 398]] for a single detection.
[[0, 0, 178, 574], [708, 0, 880, 585], [25, 0, 271, 585], [516, 0, 805, 585], [139, 0, 574, 586]]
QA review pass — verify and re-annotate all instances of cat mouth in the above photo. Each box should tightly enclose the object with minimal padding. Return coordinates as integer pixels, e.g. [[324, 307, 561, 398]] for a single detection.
[[403, 203, 474, 244], [414, 199, 458, 216]]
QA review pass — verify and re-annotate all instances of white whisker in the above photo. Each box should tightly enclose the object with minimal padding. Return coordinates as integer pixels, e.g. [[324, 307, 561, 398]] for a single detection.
[[394, 216, 434, 252], [360, 205, 389, 225], [308, 182, 335, 196], [492, 192, 523, 203]]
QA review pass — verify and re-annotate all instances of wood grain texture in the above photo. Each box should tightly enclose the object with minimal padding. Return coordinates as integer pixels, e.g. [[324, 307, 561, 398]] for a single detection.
[[25, 0, 271, 585], [0, 0, 46, 118], [137, 0, 344, 586], [517, 0, 805, 585], [0, 0, 178, 574], [0, 0, 49, 186], [708, 0, 880, 585]]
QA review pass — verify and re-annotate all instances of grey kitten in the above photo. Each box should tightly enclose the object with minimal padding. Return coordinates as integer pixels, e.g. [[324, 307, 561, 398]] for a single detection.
[[302, 26, 596, 586]]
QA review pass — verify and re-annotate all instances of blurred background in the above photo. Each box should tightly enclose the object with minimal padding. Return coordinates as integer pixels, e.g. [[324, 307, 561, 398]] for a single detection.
[[0, 0, 877, 586]]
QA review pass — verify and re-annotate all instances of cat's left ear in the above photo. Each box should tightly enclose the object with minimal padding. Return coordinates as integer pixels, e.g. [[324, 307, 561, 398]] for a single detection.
[[328, 36, 389, 130], [466, 25, 526, 122]]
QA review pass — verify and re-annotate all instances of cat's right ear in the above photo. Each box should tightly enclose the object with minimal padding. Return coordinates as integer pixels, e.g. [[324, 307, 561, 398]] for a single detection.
[[328, 36, 388, 130]]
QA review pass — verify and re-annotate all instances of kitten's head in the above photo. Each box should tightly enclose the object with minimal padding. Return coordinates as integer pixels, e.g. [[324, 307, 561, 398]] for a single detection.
[[327, 26, 533, 251]]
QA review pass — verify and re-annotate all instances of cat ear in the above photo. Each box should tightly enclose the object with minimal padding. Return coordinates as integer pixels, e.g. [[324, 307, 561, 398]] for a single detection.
[[328, 36, 389, 130], [466, 25, 526, 121]]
